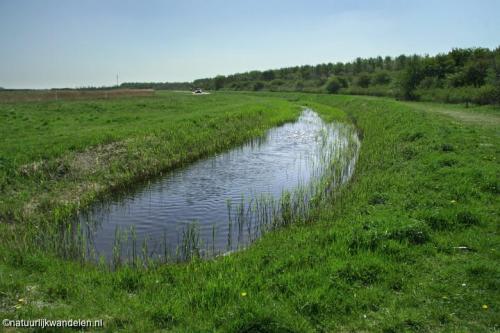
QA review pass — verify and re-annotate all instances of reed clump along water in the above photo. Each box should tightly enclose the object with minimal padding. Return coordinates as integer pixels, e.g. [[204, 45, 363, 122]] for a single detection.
[[179, 117, 360, 262], [0, 92, 498, 332]]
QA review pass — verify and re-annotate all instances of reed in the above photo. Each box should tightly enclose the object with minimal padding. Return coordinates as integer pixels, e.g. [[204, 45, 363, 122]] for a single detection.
[[168, 115, 362, 260]]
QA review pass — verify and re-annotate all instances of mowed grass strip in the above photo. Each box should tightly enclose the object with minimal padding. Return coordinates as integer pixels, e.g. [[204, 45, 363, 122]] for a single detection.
[[0, 93, 498, 332]]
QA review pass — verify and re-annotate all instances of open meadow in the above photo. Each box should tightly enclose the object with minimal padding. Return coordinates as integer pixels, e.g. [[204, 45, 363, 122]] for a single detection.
[[0, 91, 498, 332], [0, 89, 155, 103]]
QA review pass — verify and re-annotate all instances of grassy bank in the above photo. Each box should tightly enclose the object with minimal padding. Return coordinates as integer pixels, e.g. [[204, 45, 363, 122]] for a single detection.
[[0, 93, 499, 332], [0, 91, 298, 225]]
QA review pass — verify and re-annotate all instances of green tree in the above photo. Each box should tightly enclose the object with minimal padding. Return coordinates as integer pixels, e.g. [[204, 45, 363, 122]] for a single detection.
[[214, 76, 226, 90], [353, 57, 363, 74], [253, 81, 265, 91], [394, 55, 408, 71], [449, 48, 472, 67], [356, 74, 371, 88], [462, 61, 489, 87], [337, 76, 349, 88], [486, 55, 500, 87], [398, 59, 423, 100], [325, 77, 342, 94], [261, 70, 275, 81], [295, 81, 305, 91], [383, 56, 393, 70], [269, 79, 285, 89], [373, 71, 391, 85]]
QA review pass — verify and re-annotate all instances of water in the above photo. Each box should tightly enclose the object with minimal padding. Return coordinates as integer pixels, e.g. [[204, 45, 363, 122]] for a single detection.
[[78, 109, 359, 262]]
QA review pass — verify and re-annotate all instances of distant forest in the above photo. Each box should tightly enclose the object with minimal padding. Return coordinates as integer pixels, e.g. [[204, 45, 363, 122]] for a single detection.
[[123, 47, 500, 105]]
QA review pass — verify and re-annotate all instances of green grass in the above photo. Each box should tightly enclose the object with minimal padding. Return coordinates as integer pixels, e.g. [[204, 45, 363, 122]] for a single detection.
[[0, 91, 299, 225], [0, 92, 499, 332]]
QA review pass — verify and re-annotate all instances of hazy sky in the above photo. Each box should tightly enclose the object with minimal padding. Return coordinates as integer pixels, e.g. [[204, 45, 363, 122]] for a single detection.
[[0, 0, 499, 89]]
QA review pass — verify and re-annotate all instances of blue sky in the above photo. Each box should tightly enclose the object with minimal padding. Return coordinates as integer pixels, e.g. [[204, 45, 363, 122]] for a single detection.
[[0, 0, 499, 89]]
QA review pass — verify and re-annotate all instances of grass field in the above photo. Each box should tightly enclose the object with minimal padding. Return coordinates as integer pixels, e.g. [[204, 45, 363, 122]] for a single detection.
[[0, 89, 155, 103], [0, 92, 298, 225], [0, 92, 498, 332]]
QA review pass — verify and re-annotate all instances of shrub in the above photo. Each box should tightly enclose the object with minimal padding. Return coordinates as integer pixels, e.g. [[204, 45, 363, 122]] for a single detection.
[[373, 71, 391, 85], [337, 76, 349, 88], [418, 76, 442, 89], [214, 75, 225, 90], [474, 84, 500, 105], [261, 70, 275, 81], [325, 77, 342, 94], [253, 81, 265, 91], [294, 81, 305, 91], [356, 74, 371, 88], [397, 60, 424, 100], [269, 79, 285, 91]]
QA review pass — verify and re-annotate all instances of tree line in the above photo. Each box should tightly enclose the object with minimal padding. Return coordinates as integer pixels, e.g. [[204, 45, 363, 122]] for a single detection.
[[190, 47, 499, 105], [2, 48, 499, 105]]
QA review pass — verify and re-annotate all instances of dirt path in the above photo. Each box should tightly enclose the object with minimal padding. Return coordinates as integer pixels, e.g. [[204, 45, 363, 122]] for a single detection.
[[402, 102, 500, 127]]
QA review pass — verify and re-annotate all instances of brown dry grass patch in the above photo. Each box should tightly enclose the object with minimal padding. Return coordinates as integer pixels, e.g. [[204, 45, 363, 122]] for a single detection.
[[0, 89, 155, 103]]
